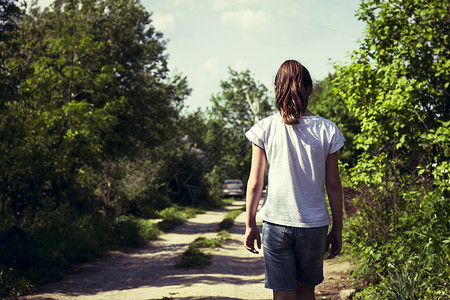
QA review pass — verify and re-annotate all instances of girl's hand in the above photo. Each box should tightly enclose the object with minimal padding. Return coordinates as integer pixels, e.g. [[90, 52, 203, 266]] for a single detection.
[[244, 225, 261, 254], [325, 227, 342, 259]]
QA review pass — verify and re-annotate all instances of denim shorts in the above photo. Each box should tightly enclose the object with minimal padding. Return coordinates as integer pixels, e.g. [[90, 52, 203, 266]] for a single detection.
[[262, 221, 328, 290]]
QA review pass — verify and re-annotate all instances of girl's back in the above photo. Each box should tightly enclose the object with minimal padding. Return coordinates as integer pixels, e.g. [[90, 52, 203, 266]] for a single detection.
[[245, 113, 344, 227]]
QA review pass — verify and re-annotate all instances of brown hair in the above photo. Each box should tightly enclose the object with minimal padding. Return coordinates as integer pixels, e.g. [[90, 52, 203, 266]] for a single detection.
[[274, 60, 313, 125]]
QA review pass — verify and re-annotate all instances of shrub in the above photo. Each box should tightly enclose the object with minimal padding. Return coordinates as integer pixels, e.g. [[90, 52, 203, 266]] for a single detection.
[[157, 206, 197, 232], [175, 246, 212, 269], [345, 190, 449, 299], [217, 208, 244, 232], [175, 237, 221, 269], [0, 206, 162, 297]]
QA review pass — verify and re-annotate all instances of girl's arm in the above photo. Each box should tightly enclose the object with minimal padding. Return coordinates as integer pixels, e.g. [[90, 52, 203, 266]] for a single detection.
[[325, 151, 343, 259], [244, 143, 266, 254]]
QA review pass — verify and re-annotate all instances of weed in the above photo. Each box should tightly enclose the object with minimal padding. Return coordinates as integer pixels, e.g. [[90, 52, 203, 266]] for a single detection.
[[157, 206, 198, 232], [217, 230, 231, 240], [175, 245, 213, 269], [176, 205, 244, 269], [217, 207, 244, 231], [191, 236, 222, 248]]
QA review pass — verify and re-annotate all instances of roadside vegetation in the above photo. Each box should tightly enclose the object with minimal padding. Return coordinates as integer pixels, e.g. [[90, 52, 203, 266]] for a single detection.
[[0, 205, 200, 298], [176, 203, 244, 269], [0, 0, 271, 297], [331, 1, 449, 298]]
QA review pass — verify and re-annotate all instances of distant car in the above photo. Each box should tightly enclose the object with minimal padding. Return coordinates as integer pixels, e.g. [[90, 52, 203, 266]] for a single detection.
[[222, 179, 245, 198]]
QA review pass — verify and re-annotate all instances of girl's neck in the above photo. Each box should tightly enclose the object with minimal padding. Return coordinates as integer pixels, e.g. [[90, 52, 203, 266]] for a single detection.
[[302, 109, 316, 116]]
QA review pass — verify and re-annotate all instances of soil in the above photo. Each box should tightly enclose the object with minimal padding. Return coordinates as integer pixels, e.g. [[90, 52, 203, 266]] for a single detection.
[[20, 200, 356, 300]]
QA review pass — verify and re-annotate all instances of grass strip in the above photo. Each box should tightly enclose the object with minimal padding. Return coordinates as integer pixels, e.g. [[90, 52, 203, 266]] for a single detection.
[[176, 205, 245, 269], [156, 206, 199, 233], [175, 237, 222, 269], [217, 206, 245, 231]]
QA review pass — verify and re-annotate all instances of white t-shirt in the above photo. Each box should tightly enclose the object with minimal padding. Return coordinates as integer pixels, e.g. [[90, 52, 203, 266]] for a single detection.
[[245, 113, 345, 228]]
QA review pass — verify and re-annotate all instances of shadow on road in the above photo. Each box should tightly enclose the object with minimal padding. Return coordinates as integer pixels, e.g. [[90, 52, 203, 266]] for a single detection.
[[22, 201, 268, 299]]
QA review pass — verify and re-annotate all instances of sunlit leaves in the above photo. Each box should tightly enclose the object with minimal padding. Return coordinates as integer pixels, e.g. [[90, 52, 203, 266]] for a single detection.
[[335, 0, 449, 188], [337, 0, 449, 297], [0, 0, 185, 216]]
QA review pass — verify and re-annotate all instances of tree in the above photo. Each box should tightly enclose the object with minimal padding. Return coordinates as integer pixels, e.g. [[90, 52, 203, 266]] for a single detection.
[[0, 0, 189, 217], [0, 0, 25, 101], [335, 0, 449, 189], [206, 68, 274, 199], [334, 0, 449, 297], [308, 74, 361, 168], [210, 68, 274, 133]]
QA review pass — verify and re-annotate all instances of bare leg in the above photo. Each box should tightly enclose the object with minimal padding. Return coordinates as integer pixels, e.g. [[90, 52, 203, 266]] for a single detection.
[[273, 289, 295, 300], [295, 282, 315, 300]]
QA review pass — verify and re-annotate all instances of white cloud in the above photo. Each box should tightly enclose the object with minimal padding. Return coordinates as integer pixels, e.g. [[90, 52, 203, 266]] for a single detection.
[[221, 9, 268, 29], [204, 58, 219, 73], [152, 13, 175, 31], [232, 59, 249, 71]]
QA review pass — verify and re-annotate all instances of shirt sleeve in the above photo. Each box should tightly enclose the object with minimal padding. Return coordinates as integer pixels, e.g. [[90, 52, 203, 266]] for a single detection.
[[245, 119, 266, 149], [329, 125, 346, 154]]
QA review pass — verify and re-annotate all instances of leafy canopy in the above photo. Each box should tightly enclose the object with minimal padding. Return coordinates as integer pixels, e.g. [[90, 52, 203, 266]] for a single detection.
[[0, 0, 189, 217], [335, 0, 449, 190]]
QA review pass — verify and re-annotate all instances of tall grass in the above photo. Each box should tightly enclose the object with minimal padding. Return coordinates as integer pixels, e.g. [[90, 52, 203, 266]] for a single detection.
[[176, 206, 244, 269], [0, 204, 197, 298], [344, 189, 449, 299]]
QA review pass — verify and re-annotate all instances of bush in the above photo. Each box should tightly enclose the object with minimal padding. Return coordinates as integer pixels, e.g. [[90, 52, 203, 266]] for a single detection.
[[175, 246, 212, 269], [175, 237, 221, 269], [0, 206, 162, 298], [344, 189, 449, 299], [157, 206, 197, 232], [217, 208, 244, 231]]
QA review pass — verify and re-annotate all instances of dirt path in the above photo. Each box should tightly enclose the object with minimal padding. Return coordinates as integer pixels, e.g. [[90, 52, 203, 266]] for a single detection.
[[21, 201, 355, 300]]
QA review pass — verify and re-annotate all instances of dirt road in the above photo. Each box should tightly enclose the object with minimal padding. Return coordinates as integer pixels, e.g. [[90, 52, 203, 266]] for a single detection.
[[21, 201, 355, 300]]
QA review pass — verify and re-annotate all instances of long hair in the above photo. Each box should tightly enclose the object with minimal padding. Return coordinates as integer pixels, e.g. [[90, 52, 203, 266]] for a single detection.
[[275, 60, 313, 125]]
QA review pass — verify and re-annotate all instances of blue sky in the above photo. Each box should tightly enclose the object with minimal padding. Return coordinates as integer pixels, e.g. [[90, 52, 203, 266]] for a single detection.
[[37, 0, 367, 112]]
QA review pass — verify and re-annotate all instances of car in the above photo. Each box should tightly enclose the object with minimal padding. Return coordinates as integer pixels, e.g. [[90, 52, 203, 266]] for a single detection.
[[222, 179, 245, 198]]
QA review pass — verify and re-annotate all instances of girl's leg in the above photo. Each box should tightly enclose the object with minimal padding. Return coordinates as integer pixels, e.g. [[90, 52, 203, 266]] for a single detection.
[[295, 282, 315, 300], [273, 289, 295, 300]]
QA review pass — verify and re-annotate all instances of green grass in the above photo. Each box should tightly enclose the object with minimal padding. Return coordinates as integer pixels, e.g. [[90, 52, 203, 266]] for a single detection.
[[176, 205, 244, 269], [175, 237, 220, 269], [217, 229, 231, 240], [0, 204, 200, 298], [156, 206, 199, 232], [191, 236, 222, 248], [217, 206, 245, 231]]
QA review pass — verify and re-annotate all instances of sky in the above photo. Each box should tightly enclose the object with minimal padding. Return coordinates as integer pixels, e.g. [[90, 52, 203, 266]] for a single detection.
[[36, 0, 367, 112]]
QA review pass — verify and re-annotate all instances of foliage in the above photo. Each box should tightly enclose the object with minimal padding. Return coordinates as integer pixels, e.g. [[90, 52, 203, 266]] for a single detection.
[[175, 244, 213, 269], [0, 0, 23, 35], [217, 207, 244, 232], [217, 229, 231, 240], [336, 0, 449, 297], [156, 206, 198, 232], [0, 0, 190, 219], [0, 0, 25, 101], [175, 236, 224, 269], [191, 236, 223, 249], [205, 68, 275, 199], [308, 74, 361, 168], [175, 203, 244, 269], [345, 190, 449, 299], [209, 68, 273, 134], [175, 235, 227, 269], [335, 0, 449, 190], [0, 0, 259, 295], [0, 205, 162, 298]]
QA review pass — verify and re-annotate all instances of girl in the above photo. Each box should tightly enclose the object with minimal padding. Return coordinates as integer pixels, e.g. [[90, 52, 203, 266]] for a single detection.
[[244, 60, 344, 300]]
